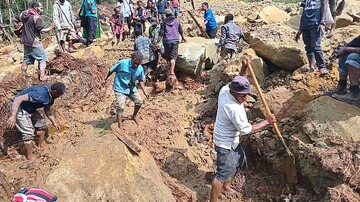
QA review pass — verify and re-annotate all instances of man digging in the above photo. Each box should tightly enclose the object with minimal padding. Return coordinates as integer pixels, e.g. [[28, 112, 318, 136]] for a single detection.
[[102, 51, 149, 130], [210, 58, 276, 202], [6, 82, 65, 161]]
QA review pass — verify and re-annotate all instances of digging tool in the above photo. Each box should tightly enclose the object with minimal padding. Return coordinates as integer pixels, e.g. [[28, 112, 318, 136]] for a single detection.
[[246, 61, 297, 184], [187, 10, 209, 39], [111, 124, 141, 155]]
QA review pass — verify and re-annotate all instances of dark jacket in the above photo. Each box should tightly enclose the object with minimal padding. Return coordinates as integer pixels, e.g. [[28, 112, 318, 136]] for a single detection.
[[159, 16, 183, 41], [20, 8, 43, 47]]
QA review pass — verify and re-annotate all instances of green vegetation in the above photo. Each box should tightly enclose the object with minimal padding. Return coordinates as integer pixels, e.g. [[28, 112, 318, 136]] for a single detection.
[[241, 0, 300, 4]]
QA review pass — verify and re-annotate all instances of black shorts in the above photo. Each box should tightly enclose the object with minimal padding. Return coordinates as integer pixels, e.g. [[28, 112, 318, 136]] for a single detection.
[[163, 40, 179, 61], [206, 28, 218, 39]]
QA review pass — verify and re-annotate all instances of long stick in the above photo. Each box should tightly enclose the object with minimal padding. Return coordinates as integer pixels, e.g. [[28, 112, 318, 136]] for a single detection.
[[187, 10, 209, 39], [247, 63, 293, 157]]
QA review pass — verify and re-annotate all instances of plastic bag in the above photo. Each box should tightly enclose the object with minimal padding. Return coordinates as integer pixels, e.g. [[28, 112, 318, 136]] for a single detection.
[[324, 3, 335, 27]]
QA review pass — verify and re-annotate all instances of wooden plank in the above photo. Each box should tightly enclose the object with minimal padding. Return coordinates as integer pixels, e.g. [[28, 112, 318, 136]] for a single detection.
[[191, 0, 195, 10], [187, 10, 209, 39], [111, 124, 141, 155]]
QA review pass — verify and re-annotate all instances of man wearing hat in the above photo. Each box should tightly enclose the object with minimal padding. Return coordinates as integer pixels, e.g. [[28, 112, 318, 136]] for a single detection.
[[210, 62, 276, 202], [6, 82, 66, 161], [157, 8, 186, 82]]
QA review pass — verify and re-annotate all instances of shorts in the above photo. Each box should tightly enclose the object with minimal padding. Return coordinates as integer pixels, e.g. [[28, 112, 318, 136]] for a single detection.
[[214, 144, 247, 183], [15, 109, 47, 141], [23, 45, 48, 65], [220, 47, 235, 60], [163, 40, 179, 61], [206, 27, 218, 39], [59, 28, 78, 42], [114, 91, 143, 115]]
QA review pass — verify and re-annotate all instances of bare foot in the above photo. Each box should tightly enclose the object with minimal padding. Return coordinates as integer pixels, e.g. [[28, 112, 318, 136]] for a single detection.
[[131, 116, 139, 125], [27, 156, 36, 162], [39, 75, 49, 81], [326, 29, 335, 38]]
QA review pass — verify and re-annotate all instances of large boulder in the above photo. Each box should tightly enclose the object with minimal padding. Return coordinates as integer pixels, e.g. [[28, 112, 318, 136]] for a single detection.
[[244, 24, 307, 72], [258, 6, 291, 24], [336, 14, 353, 28], [243, 48, 269, 85], [176, 37, 218, 75], [70, 46, 105, 59], [44, 134, 175, 202], [302, 96, 360, 142], [285, 15, 301, 30]]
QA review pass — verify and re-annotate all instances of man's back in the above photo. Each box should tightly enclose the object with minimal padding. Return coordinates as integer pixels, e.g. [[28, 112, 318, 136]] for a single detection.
[[12, 85, 53, 114], [161, 16, 180, 41], [134, 35, 154, 63], [53, 0, 74, 29], [221, 21, 242, 51], [20, 10, 43, 47]]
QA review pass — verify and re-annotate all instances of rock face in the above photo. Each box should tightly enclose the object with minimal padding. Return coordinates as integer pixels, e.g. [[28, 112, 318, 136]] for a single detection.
[[176, 37, 218, 75], [302, 96, 360, 142], [285, 15, 301, 30], [44, 134, 175, 202], [336, 14, 353, 28], [258, 6, 291, 24], [244, 24, 307, 72], [244, 48, 269, 84]]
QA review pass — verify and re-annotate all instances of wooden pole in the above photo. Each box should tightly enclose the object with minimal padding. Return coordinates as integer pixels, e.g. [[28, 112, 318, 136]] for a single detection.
[[186, 10, 209, 39]]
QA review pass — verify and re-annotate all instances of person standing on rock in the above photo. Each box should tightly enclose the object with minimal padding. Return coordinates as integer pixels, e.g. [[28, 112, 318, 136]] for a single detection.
[[295, 0, 329, 75], [157, 9, 186, 83], [6, 82, 65, 161], [217, 14, 243, 60], [19, 1, 56, 81], [329, 35, 360, 102], [80, 0, 98, 46], [210, 58, 276, 202], [102, 51, 149, 130], [53, 0, 84, 53], [327, 0, 345, 38], [201, 2, 218, 39], [134, 28, 157, 75]]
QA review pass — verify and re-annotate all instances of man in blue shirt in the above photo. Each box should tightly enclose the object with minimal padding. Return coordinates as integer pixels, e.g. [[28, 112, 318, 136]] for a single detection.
[[6, 82, 65, 161], [102, 51, 149, 130], [201, 2, 217, 39], [295, 0, 329, 75], [80, 0, 98, 46]]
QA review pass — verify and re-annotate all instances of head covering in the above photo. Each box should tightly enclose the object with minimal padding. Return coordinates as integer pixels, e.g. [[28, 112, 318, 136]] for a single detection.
[[165, 9, 173, 16], [150, 17, 157, 24], [229, 76, 250, 95]]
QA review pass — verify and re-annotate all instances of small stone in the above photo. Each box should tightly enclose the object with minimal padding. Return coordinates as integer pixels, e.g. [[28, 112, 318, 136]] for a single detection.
[[315, 140, 328, 148]]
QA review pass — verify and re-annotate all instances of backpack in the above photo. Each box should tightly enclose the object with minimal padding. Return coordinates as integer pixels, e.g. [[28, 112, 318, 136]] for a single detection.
[[12, 187, 58, 202]]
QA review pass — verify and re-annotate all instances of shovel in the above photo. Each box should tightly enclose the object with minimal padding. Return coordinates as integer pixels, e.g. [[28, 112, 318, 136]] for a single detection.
[[246, 62, 297, 184]]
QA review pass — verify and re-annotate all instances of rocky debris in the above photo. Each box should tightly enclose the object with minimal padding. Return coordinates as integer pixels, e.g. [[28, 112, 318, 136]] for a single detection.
[[244, 48, 270, 84], [336, 14, 354, 28], [324, 184, 360, 202], [0, 45, 15, 55], [244, 24, 307, 72], [176, 37, 218, 76], [258, 6, 291, 24], [44, 133, 175, 202]]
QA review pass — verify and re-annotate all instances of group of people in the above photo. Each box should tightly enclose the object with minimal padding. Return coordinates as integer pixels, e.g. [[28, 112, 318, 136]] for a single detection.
[[4, 0, 360, 201]]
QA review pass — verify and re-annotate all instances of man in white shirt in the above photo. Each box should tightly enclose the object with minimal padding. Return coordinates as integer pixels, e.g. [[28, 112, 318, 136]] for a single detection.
[[210, 60, 276, 202]]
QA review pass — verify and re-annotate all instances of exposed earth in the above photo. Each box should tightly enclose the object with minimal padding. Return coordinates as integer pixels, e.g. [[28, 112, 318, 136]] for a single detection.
[[1, 0, 360, 201]]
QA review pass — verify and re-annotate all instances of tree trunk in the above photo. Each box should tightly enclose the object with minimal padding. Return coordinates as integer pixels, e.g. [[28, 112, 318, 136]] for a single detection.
[[0, 3, 3, 24]]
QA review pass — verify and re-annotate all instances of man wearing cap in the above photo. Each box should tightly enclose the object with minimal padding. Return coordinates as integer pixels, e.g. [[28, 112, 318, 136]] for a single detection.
[[6, 82, 66, 161], [157, 8, 186, 81], [210, 59, 276, 202]]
